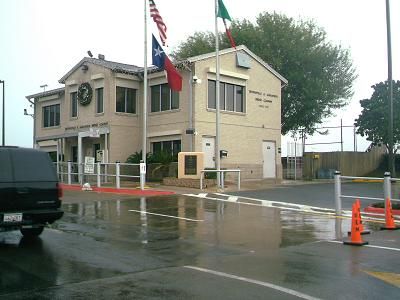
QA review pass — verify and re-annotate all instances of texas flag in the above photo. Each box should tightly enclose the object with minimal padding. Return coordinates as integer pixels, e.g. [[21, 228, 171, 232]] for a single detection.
[[152, 35, 182, 92]]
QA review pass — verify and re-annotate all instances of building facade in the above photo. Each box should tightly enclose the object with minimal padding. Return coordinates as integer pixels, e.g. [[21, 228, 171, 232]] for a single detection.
[[26, 46, 287, 179]]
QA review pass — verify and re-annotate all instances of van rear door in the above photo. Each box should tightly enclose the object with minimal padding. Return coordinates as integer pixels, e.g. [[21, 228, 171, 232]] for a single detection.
[[10, 148, 60, 210], [0, 148, 16, 211]]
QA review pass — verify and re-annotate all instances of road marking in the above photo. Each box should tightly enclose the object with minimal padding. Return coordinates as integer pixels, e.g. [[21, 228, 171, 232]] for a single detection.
[[128, 210, 204, 222], [184, 266, 321, 300], [363, 270, 400, 288], [184, 193, 398, 225], [325, 240, 400, 252]]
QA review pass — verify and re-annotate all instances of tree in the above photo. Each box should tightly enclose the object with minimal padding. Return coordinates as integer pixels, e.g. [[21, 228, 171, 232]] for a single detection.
[[355, 80, 400, 152], [172, 12, 357, 135]]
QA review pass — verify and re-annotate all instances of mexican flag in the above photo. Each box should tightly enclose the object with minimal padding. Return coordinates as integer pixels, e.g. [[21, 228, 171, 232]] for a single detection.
[[217, 0, 236, 49]]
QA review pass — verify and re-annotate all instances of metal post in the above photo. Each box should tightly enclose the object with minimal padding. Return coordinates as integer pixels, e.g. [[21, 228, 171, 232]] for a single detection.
[[78, 133, 83, 184], [142, 0, 148, 186], [221, 171, 224, 190], [200, 171, 203, 190], [67, 160, 72, 185], [340, 119, 343, 152], [386, 0, 395, 176], [294, 142, 297, 180], [334, 171, 342, 216], [189, 69, 193, 152], [116, 161, 120, 189], [238, 171, 241, 190], [215, 0, 221, 189], [97, 162, 101, 187], [0, 80, 5, 146]]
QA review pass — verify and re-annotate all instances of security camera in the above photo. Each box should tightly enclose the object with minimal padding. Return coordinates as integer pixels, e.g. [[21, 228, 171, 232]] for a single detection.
[[192, 75, 201, 84]]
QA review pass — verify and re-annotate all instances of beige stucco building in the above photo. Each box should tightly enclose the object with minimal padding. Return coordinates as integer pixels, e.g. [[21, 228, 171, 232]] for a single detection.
[[26, 46, 287, 179]]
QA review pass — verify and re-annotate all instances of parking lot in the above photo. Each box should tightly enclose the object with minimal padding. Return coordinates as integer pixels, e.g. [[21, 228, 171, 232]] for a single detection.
[[0, 182, 399, 299]]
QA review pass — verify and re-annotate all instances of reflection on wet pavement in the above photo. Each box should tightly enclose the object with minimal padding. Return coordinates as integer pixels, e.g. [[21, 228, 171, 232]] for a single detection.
[[59, 195, 352, 252], [2, 193, 395, 299]]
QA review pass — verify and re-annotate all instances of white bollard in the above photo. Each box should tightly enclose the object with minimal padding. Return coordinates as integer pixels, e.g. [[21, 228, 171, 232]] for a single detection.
[[97, 162, 101, 187], [334, 170, 342, 216], [116, 161, 120, 189], [67, 161, 72, 185], [140, 161, 146, 191]]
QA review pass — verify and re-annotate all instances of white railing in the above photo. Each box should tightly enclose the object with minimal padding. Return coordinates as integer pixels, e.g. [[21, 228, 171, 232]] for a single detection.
[[334, 171, 399, 218], [55, 161, 146, 190], [200, 169, 241, 190]]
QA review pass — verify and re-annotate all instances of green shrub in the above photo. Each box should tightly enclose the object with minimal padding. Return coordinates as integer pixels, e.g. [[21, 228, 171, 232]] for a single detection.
[[204, 168, 217, 179]]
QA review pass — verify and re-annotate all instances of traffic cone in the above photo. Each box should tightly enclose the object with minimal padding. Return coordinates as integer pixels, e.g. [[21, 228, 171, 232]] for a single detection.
[[381, 198, 400, 230], [348, 199, 370, 235], [344, 202, 368, 246]]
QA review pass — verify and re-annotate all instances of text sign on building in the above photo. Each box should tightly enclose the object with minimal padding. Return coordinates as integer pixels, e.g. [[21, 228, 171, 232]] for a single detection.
[[184, 155, 197, 175], [84, 156, 95, 174]]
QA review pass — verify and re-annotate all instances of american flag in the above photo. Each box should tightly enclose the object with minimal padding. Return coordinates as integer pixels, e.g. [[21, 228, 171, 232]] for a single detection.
[[149, 0, 167, 46]]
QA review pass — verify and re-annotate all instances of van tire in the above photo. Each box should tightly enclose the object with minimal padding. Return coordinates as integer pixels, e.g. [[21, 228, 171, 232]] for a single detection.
[[20, 226, 44, 238]]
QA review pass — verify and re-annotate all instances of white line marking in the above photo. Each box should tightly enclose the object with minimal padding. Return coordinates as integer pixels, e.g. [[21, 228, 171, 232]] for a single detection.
[[185, 193, 400, 224], [184, 266, 321, 300], [227, 196, 238, 202], [128, 210, 204, 222], [325, 240, 400, 252]]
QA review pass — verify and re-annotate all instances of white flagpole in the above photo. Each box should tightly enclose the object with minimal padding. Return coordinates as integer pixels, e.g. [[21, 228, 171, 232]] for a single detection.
[[142, 0, 148, 182], [215, 0, 221, 188]]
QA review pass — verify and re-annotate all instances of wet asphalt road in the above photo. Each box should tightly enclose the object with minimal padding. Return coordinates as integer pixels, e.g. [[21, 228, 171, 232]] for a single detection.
[[229, 182, 400, 210], [0, 184, 399, 299]]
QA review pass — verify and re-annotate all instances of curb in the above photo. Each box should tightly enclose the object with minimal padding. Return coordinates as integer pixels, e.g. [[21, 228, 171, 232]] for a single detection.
[[364, 206, 400, 216], [60, 184, 175, 196]]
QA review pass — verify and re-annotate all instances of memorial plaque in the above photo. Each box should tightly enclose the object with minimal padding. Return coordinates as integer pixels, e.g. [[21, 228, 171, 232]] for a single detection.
[[184, 155, 197, 175]]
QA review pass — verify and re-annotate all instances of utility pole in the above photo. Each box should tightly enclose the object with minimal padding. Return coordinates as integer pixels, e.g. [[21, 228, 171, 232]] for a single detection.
[[386, 0, 395, 176], [0, 80, 5, 146]]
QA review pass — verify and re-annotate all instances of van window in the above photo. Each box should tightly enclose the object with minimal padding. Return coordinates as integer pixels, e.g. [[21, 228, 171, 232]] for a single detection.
[[11, 149, 57, 182], [0, 149, 13, 182]]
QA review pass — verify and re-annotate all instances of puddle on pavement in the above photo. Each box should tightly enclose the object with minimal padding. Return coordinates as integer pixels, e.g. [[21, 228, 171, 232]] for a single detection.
[[58, 195, 354, 252]]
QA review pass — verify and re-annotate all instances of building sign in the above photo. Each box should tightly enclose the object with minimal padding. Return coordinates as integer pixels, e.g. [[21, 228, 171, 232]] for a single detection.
[[184, 155, 197, 175], [65, 122, 109, 132], [249, 90, 278, 109], [84, 156, 95, 174], [178, 152, 204, 179]]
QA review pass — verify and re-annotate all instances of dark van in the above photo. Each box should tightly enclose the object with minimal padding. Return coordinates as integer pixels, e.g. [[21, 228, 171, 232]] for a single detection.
[[0, 146, 63, 237]]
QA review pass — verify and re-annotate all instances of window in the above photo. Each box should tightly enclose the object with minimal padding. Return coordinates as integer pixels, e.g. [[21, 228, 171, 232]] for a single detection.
[[96, 88, 104, 114], [151, 84, 179, 112], [207, 80, 246, 113], [43, 104, 60, 128], [71, 92, 78, 118], [116, 86, 136, 113], [152, 140, 181, 156]]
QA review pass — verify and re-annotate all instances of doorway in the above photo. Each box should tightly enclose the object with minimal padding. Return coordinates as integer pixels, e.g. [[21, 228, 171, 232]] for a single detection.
[[262, 141, 276, 178], [202, 137, 215, 168]]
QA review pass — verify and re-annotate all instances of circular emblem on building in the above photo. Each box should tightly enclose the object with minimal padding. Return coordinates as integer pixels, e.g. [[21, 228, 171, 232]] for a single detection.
[[78, 82, 93, 106]]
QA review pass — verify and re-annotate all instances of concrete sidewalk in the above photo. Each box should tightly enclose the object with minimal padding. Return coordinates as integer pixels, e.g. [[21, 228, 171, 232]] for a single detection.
[[61, 178, 333, 196]]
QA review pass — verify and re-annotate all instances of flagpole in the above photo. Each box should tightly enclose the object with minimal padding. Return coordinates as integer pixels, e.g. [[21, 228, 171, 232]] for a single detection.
[[143, 0, 148, 177], [215, 0, 221, 188]]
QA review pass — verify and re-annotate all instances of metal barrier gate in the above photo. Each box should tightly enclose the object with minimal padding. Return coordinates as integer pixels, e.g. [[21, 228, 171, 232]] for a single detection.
[[55, 161, 146, 190], [334, 171, 400, 218]]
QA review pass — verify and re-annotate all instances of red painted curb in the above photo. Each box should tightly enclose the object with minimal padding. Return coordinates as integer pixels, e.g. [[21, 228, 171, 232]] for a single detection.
[[364, 206, 400, 216], [60, 184, 175, 196]]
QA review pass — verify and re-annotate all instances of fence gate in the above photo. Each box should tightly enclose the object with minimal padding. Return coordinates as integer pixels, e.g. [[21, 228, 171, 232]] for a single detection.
[[286, 142, 303, 180]]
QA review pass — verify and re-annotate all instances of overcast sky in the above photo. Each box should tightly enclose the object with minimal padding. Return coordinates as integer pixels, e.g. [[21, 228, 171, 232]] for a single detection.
[[1, 0, 399, 154]]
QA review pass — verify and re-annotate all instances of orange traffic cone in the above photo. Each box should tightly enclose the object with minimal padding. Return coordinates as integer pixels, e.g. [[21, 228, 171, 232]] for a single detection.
[[344, 202, 368, 246], [348, 199, 370, 235], [381, 198, 399, 230]]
